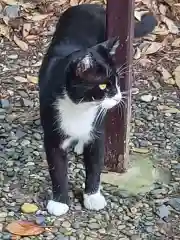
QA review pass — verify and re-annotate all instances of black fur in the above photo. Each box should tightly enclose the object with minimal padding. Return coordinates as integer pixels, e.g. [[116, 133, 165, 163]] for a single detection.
[[39, 4, 157, 206]]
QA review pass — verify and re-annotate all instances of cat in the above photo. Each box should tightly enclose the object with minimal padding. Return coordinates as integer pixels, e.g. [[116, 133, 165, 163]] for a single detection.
[[39, 4, 157, 216]]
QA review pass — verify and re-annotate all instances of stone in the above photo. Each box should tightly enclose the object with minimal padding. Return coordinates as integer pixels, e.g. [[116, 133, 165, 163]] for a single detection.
[[157, 204, 169, 219], [140, 94, 153, 102], [16, 129, 26, 139], [21, 203, 38, 213], [21, 98, 33, 107], [0, 99, 10, 109], [0, 212, 7, 218], [0, 223, 3, 232], [88, 222, 100, 230], [21, 139, 30, 147], [3, 5, 20, 18], [168, 198, 180, 211], [62, 221, 71, 228]]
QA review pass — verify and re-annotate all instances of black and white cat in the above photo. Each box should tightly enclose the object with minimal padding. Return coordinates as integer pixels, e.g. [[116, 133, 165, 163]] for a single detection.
[[39, 4, 157, 216]]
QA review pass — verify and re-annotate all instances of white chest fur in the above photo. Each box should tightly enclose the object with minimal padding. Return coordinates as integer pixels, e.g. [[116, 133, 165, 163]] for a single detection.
[[56, 95, 98, 150]]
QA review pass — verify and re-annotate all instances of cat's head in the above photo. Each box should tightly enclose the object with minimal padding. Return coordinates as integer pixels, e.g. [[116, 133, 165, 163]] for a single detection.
[[66, 37, 122, 110]]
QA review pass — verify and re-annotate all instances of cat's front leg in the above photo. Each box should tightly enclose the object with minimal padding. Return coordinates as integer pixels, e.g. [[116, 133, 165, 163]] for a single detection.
[[44, 134, 69, 216], [83, 133, 107, 211]]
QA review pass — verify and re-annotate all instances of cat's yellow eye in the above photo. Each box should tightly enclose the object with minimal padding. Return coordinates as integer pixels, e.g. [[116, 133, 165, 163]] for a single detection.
[[99, 84, 107, 90]]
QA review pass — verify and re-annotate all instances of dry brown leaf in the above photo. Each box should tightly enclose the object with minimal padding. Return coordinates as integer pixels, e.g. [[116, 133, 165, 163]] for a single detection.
[[0, 23, 10, 39], [134, 10, 149, 21], [154, 25, 169, 35], [27, 13, 51, 22], [6, 221, 45, 236], [172, 38, 180, 47], [23, 23, 31, 38], [159, 4, 167, 15], [70, 0, 79, 6], [144, 42, 162, 55], [1, 0, 34, 8], [173, 65, 180, 88], [27, 75, 38, 84], [14, 76, 28, 83], [156, 66, 175, 85], [161, 16, 179, 34], [1, 0, 18, 5], [134, 47, 141, 60], [14, 35, 28, 51], [32, 60, 42, 67], [157, 105, 180, 113]]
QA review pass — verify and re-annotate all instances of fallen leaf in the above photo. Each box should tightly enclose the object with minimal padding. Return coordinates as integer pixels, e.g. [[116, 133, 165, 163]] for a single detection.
[[133, 47, 141, 60], [156, 66, 175, 85], [27, 75, 38, 84], [134, 10, 149, 21], [133, 148, 149, 154], [144, 42, 162, 55], [157, 105, 180, 113], [1, 0, 18, 5], [172, 38, 180, 47], [0, 23, 10, 39], [21, 203, 38, 213], [159, 4, 167, 15], [32, 60, 42, 67], [161, 16, 179, 34], [23, 23, 31, 38], [173, 65, 180, 88], [14, 76, 28, 83], [6, 221, 45, 236], [70, 0, 79, 6], [27, 13, 51, 21], [1, 0, 34, 9], [13, 35, 28, 51]]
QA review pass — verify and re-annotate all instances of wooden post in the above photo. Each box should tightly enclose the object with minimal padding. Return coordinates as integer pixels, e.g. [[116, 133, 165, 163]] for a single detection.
[[105, 0, 134, 172]]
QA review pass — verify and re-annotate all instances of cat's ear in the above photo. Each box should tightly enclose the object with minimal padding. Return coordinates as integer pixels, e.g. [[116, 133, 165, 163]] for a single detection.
[[95, 37, 120, 56]]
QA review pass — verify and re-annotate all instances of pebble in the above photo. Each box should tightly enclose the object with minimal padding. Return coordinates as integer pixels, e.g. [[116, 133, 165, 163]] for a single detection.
[[3, 5, 20, 18], [0, 99, 10, 109], [0, 223, 3, 232], [21, 203, 38, 213], [140, 94, 153, 102], [21, 139, 30, 146], [88, 222, 100, 230], [62, 221, 71, 228]]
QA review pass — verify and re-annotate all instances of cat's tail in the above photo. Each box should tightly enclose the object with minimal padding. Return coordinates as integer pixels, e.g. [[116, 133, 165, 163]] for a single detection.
[[134, 13, 157, 38]]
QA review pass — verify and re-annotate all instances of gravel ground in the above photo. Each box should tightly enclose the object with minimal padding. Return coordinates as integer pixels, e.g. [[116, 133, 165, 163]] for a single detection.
[[1, 13, 180, 240]]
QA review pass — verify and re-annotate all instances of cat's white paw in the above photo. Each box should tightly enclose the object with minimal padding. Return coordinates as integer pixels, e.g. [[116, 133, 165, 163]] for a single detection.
[[83, 192, 107, 211], [74, 141, 84, 155], [47, 200, 69, 216]]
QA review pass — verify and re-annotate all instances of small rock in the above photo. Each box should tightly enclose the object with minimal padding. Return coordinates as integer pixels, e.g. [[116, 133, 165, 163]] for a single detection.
[[21, 139, 30, 147], [168, 197, 180, 211], [21, 98, 33, 107], [157, 204, 169, 220], [0, 223, 3, 232], [88, 222, 100, 230], [62, 221, 71, 228], [16, 129, 26, 139], [35, 215, 45, 225], [140, 94, 153, 102], [0, 212, 7, 218], [21, 203, 38, 213], [8, 54, 18, 59], [0, 99, 10, 109], [3, 5, 20, 18]]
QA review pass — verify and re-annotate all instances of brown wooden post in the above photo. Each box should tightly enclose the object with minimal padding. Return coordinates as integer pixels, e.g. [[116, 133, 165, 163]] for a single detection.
[[105, 0, 134, 172]]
